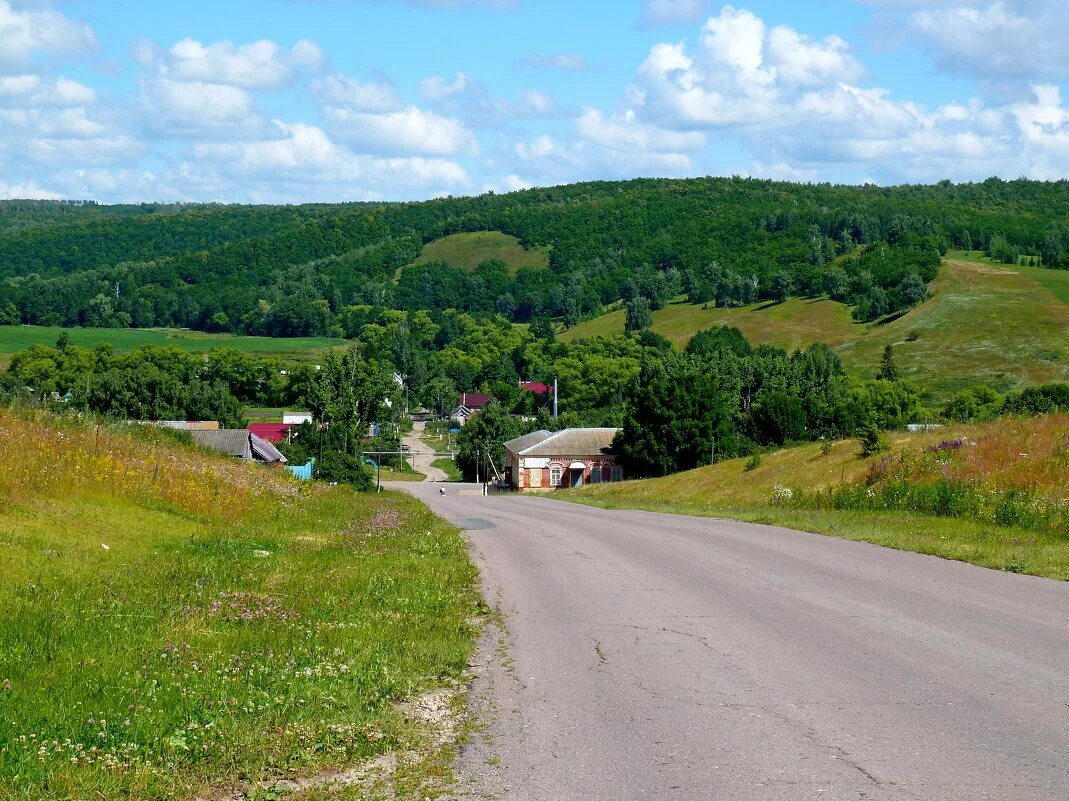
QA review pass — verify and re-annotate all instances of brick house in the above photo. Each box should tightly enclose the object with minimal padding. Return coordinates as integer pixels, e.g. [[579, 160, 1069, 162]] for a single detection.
[[504, 428, 623, 491]]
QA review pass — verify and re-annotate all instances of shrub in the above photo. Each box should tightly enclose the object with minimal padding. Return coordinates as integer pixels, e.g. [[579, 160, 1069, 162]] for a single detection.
[[819, 439, 834, 456], [858, 423, 888, 456], [313, 451, 374, 490], [745, 453, 763, 471]]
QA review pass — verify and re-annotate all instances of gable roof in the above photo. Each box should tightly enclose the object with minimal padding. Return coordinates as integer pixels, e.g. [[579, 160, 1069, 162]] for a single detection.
[[504, 429, 553, 454], [519, 381, 549, 395], [459, 392, 492, 409], [191, 430, 287, 464], [248, 423, 291, 443], [515, 428, 620, 458]]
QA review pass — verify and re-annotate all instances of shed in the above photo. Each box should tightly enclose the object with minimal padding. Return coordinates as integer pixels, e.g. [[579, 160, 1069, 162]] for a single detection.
[[248, 423, 292, 444], [191, 430, 288, 464]]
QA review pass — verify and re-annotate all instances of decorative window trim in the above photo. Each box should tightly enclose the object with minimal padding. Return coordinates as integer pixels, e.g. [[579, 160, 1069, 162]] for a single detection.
[[549, 465, 563, 487]]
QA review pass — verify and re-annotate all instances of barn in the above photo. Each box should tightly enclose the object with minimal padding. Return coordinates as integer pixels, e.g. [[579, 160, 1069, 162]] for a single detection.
[[504, 428, 622, 491]]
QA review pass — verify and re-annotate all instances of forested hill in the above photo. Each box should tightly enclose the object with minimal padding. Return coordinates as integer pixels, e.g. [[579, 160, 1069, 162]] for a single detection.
[[1, 177, 1067, 337]]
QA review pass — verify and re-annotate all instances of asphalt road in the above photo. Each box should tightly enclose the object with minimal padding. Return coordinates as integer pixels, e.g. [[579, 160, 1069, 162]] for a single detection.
[[395, 483, 1069, 801]]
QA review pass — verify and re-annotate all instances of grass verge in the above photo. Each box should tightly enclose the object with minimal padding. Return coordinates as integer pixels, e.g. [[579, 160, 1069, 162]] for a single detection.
[[563, 415, 1069, 580], [431, 458, 462, 482], [0, 409, 480, 800]]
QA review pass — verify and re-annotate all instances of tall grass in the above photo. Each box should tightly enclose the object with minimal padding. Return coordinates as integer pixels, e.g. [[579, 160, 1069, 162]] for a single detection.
[[0, 409, 479, 800], [793, 415, 1069, 535]]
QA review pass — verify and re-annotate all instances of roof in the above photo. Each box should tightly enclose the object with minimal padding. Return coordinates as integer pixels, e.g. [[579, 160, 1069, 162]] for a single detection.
[[504, 429, 553, 454], [514, 428, 620, 458], [459, 392, 492, 409], [191, 430, 287, 463], [519, 381, 550, 395], [248, 423, 291, 443]]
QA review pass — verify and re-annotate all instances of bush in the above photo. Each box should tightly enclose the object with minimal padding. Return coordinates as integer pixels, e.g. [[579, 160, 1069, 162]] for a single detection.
[[858, 423, 889, 456], [745, 453, 763, 471], [313, 451, 374, 490], [819, 439, 834, 456]]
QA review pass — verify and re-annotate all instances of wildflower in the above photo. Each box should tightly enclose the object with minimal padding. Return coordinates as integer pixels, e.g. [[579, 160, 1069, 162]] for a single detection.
[[101, 544, 110, 551], [1, 679, 11, 692]]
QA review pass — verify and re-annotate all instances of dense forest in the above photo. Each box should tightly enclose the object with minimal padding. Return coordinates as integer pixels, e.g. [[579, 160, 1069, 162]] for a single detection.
[[1, 177, 1067, 336]]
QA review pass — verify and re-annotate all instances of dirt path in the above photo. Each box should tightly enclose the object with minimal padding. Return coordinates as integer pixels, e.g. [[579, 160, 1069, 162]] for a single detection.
[[403, 420, 450, 482]]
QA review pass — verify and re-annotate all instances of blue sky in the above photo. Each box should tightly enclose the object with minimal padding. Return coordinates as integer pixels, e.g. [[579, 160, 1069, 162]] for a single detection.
[[1, 0, 1067, 202]]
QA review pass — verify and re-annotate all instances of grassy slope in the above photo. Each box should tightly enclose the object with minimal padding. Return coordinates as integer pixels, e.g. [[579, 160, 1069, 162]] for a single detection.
[[0, 410, 478, 800], [412, 231, 550, 273], [950, 249, 1069, 304], [564, 415, 1069, 580], [0, 325, 347, 364], [562, 258, 1069, 400]]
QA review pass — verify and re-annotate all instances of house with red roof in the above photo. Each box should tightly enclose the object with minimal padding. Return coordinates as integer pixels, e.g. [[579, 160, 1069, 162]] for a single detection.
[[451, 392, 492, 426], [248, 423, 292, 444]]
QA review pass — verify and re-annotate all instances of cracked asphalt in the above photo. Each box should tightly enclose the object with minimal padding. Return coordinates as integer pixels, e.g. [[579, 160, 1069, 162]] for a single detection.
[[395, 483, 1069, 801]]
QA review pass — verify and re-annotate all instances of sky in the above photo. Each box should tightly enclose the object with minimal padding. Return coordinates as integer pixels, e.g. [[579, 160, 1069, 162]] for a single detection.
[[1, 0, 1067, 203]]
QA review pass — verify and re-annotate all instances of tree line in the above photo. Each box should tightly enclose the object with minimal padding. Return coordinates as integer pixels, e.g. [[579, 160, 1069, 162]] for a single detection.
[[1, 177, 1066, 336]]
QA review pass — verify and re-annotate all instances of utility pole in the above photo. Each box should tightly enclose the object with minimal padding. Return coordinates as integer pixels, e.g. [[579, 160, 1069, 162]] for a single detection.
[[553, 377, 558, 420], [475, 446, 480, 485], [710, 435, 716, 466]]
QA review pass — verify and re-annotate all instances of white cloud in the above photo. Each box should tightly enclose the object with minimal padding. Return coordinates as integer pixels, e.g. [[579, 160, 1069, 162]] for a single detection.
[[575, 108, 705, 153], [0, 178, 62, 199], [482, 173, 533, 193], [420, 72, 470, 101], [324, 104, 477, 156], [0, 0, 95, 73], [517, 53, 591, 72], [141, 79, 265, 136], [0, 75, 95, 106], [520, 89, 554, 115], [311, 72, 402, 113], [139, 37, 323, 90], [640, 0, 708, 27]]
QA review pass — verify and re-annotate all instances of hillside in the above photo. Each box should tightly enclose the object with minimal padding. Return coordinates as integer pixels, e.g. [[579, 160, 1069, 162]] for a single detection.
[[0, 409, 478, 800], [0, 325, 347, 367], [411, 231, 550, 272], [2, 177, 1068, 339], [567, 413, 1069, 579], [563, 257, 1069, 399]]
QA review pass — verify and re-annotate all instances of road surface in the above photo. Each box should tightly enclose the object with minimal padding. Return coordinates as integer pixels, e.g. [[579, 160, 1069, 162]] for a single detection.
[[394, 483, 1069, 801], [401, 420, 449, 482]]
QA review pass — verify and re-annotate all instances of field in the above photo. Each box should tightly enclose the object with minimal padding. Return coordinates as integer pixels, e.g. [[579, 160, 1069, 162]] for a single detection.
[[0, 409, 479, 800], [565, 414, 1069, 580], [0, 326, 347, 365], [950, 249, 1069, 304], [562, 258, 1069, 400], [411, 231, 550, 273]]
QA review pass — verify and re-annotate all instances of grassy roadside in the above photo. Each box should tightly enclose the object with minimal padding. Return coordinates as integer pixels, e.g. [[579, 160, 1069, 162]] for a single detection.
[[431, 458, 462, 482], [563, 415, 1069, 580], [0, 409, 480, 800]]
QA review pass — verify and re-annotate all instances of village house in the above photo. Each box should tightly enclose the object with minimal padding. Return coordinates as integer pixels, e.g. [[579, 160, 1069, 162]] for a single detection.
[[451, 392, 492, 426], [190, 429, 287, 465], [248, 423, 292, 444], [504, 428, 622, 491]]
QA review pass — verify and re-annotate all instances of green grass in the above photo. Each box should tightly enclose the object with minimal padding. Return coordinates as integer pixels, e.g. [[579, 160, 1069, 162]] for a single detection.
[[0, 325, 347, 365], [561, 416, 1069, 580], [411, 231, 550, 273], [562, 258, 1069, 400], [0, 411, 479, 800], [948, 249, 1069, 304], [431, 458, 462, 482], [244, 407, 286, 422]]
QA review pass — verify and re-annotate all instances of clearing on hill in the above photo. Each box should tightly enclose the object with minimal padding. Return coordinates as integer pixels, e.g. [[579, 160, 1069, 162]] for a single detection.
[[412, 231, 550, 272], [562, 258, 1069, 400], [0, 325, 347, 367]]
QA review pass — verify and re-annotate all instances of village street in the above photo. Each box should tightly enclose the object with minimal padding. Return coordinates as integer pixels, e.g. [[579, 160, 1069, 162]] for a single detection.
[[401, 420, 449, 482], [394, 482, 1069, 801]]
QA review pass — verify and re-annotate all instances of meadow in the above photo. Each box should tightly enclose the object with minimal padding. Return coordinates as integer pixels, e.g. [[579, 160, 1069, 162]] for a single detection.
[[567, 414, 1069, 580], [0, 409, 479, 800], [562, 258, 1069, 400], [0, 326, 347, 366], [410, 231, 550, 273]]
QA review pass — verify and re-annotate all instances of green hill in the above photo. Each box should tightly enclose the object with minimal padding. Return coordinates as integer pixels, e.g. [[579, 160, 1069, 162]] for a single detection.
[[0, 325, 346, 367], [411, 231, 550, 272], [562, 257, 1069, 399]]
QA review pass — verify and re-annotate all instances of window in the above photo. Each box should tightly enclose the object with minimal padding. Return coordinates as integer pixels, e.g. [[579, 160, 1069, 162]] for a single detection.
[[591, 465, 602, 484], [550, 466, 563, 487], [611, 466, 623, 482]]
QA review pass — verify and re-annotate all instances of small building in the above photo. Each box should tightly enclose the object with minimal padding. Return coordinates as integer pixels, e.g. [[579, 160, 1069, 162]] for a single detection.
[[144, 420, 220, 431], [282, 411, 313, 426], [191, 430, 287, 465], [504, 428, 622, 491], [451, 393, 492, 426], [248, 423, 292, 444]]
